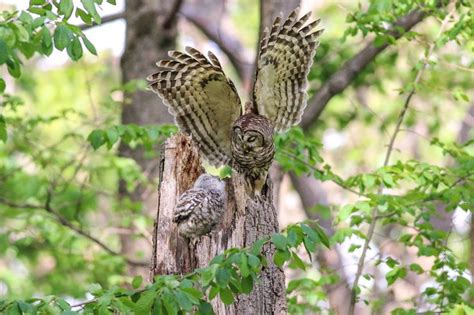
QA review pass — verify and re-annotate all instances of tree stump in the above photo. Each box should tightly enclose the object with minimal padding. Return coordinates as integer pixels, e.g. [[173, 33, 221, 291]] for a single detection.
[[150, 133, 287, 314]]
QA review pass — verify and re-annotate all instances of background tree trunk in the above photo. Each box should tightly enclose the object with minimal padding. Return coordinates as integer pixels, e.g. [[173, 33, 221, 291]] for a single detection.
[[119, 0, 176, 274], [150, 133, 287, 314]]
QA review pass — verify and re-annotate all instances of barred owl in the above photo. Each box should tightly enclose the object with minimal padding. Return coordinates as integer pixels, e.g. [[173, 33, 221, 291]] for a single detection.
[[173, 174, 227, 238], [148, 9, 322, 197]]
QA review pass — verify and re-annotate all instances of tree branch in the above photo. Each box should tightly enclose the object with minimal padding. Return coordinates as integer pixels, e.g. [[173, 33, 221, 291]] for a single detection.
[[77, 8, 251, 84], [301, 7, 429, 129], [179, 9, 252, 84], [162, 0, 184, 29], [79, 12, 125, 31], [0, 195, 148, 267]]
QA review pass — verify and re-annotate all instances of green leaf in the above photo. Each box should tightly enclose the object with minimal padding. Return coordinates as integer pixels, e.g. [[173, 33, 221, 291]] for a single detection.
[[19, 11, 33, 24], [67, 36, 83, 61], [247, 254, 260, 269], [339, 204, 354, 220], [87, 129, 105, 149], [241, 276, 253, 294], [81, 0, 101, 24], [239, 253, 250, 277], [219, 288, 234, 305], [382, 173, 395, 187], [13, 22, 30, 42], [107, 0, 117, 4], [215, 268, 230, 287], [0, 79, 5, 94], [40, 26, 53, 56], [197, 301, 214, 315], [161, 289, 178, 315], [54, 24, 71, 50], [301, 223, 319, 243], [208, 286, 219, 300], [209, 254, 224, 265], [106, 127, 119, 147], [312, 224, 330, 248], [273, 249, 290, 267], [59, 0, 74, 19], [250, 238, 267, 255], [409, 263, 424, 274], [6, 58, 21, 78], [134, 290, 156, 315], [303, 237, 316, 254], [82, 35, 97, 55], [0, 26, 16, 47], [174, 290, 193, 311], [180, 287, 202, 303], [362, 174, 376, 190], [290, 252, 306, 270], [88, 283, 103, 296], [132, 276, 143, 289], [76, 8, 92, 24], [56, 299, 71, 311], [0, 39, 9, 64], [271, 233, 287, 250]]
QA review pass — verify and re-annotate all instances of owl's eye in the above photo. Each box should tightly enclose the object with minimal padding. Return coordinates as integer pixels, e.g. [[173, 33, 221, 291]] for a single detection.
[[247, 136, 257, 142]]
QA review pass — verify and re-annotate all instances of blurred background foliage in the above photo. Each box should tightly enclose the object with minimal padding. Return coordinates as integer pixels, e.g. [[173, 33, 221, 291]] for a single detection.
[[0, 0, 473, 314]]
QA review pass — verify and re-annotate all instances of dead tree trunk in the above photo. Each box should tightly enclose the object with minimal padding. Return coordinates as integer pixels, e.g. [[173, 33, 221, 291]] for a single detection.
[[150, 133, 287, 314]]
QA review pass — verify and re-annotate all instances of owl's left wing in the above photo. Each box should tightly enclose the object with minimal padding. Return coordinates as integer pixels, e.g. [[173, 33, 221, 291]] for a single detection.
[[254, 9, 323, 132], [148, 47, 242, 166]]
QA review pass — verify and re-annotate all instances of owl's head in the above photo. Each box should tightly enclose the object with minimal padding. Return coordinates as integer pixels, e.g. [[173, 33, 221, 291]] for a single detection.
[[232, 113, 274, 153], [194, 174, 225, 192]]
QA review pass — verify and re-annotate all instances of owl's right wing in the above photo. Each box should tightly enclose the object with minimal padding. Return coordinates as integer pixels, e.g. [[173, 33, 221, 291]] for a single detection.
[[253, 9, 322, 132], [148, 47, 242, 166], [173, 188, 207, 223]]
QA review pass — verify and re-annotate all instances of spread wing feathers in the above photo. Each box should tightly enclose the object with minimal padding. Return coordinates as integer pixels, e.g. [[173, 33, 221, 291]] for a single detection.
[[148, 47, 242, 166], [173, 188, 207, 223], [254, 9, 323, 132]]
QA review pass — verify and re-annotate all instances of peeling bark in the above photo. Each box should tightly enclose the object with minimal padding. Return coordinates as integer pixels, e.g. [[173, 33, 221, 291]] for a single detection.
[[151, 133, 287, 314]]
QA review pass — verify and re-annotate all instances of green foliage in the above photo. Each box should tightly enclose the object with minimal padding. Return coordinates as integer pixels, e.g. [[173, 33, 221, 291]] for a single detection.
[[0, 0, 104, 85], [87, 124, 177, 150], [0, 222, 329, 314]]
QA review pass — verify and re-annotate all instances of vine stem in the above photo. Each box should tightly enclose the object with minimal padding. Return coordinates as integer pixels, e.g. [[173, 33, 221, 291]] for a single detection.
[[348, 3, 456, 313]]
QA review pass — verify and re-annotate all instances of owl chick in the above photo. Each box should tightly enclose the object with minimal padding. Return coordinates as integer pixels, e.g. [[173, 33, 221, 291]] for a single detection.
[[173, 174, 227, 239]]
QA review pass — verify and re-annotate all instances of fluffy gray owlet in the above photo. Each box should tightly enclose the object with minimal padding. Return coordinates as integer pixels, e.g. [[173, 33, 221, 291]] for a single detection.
[[148, 8, 322, 197], [172, 174, 227, 238]]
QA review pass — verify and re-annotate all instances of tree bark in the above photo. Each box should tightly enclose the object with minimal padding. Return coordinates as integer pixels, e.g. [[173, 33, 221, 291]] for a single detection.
[[151, 133, 287, 314], [119, 0, 177, 273]]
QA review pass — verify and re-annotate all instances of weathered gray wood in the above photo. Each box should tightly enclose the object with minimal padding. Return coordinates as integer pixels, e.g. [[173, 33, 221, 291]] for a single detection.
[[151, 133, 287, 314]]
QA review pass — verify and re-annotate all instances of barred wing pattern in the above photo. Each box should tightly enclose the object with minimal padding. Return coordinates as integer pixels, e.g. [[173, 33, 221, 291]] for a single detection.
[[254, 9, 323, 132], [148, 47, 242, 166]]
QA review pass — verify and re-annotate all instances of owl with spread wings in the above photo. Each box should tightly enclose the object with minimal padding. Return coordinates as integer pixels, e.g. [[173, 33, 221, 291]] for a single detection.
[[148, 9, 322, 198]]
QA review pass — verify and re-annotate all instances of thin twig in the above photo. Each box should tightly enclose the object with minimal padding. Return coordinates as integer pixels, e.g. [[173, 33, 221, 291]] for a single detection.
[[348, 4, 456, 313], [0, 196, 148, 267], [279, 150, 367, 197]]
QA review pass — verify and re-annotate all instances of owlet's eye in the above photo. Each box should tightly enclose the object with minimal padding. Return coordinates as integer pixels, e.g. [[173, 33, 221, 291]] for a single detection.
[[247, 136, 257, 142]]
